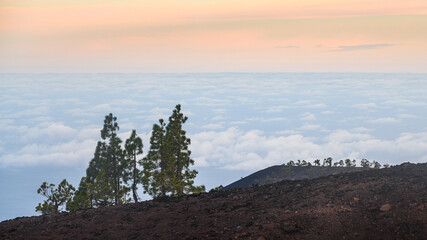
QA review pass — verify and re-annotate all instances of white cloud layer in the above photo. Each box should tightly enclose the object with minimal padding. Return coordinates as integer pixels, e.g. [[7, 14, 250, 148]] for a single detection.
[[0, 139, 97, 167], [191, 128, 427, 170], [1, 73, 427, 170]]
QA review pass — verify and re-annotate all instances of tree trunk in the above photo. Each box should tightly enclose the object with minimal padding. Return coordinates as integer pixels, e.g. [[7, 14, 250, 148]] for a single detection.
[[176, 131, 183, 196], [132, 153, 138, 203], [160, 136, 167, 197], [161, 164, 166, 197], [113, 153, 119, 205]]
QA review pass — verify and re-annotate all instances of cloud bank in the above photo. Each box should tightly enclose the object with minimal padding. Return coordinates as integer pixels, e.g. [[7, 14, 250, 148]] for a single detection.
[[191, 128, 427, 170], [1, 73, 426, 170]]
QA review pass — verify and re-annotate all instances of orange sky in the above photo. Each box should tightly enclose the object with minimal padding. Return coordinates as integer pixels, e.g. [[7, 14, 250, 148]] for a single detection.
[[1, 0, 427, 72]]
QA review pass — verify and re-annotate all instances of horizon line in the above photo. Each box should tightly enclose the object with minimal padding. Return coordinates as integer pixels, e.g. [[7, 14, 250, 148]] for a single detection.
[[1, 71, 427, 75]]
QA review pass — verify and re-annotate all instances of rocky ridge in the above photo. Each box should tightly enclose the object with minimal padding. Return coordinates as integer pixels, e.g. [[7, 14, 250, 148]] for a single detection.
[[1, 163, 426, 239]]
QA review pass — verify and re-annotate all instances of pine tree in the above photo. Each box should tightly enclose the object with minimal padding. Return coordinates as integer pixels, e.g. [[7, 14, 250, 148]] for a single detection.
[[100, 113, 127, 205], [372, 160, 381, 169], [141, 119, 169, 197], [124, 130, 143, 202], [314, 159, 321, 166], [323, 157, 333, 167], [142, 105, 205, 198], [36, 179, 75, 214], [361, 158, 371, 168], [84, 113, 127, 206], [166, 104, 204, 196]]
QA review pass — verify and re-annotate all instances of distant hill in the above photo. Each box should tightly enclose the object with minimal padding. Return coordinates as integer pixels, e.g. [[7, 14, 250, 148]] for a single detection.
[[223, 165, 370, 190], [1, 163, 425, 239]]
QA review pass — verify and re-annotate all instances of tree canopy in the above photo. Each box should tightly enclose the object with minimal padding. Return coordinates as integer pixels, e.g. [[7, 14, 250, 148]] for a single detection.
[[36, 179, 75, 214]]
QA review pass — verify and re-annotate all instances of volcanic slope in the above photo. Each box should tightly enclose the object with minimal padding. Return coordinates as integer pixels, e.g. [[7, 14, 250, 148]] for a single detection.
[[222, 165, 370, 190], [1, 163, 426, 240]]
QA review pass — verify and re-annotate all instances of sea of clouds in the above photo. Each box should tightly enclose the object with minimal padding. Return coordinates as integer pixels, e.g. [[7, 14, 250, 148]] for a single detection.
[[1, 73, 427, 170]]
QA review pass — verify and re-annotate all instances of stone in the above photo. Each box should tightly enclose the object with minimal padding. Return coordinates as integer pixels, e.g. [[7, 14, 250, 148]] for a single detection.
[[380, 204, 392, 212]]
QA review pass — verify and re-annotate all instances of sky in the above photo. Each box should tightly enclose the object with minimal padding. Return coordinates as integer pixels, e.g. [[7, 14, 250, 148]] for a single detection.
[[1, 1, 427, 222], [1, 0, 427, 72]]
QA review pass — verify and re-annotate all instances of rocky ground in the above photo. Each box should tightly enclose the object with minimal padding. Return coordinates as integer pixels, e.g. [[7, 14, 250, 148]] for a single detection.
[[1, 163, 426, 239], [222, 165, 370, 190]]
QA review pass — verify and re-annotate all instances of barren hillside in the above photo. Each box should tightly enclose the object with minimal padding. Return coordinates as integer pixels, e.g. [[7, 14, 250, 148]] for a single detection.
[[1, 163, 426, 240], [222, 165, 370, 190]]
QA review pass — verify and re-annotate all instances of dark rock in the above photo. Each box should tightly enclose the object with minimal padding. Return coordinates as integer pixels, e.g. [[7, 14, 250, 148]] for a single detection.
[[0, 163, 425, 240]]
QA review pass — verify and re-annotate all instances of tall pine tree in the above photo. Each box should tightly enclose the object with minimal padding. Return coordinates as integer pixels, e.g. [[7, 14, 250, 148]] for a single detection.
[[141, 119, 169, 197], [124, 130, 143, 202], [100, 113, 127, 205], [166, 104, 204, 196], [80, 113, 128, 207], [142, 105, 205, 198]]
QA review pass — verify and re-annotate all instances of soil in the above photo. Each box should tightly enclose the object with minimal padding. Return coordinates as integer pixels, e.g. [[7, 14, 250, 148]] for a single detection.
[[1, 163, 426, 240]]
